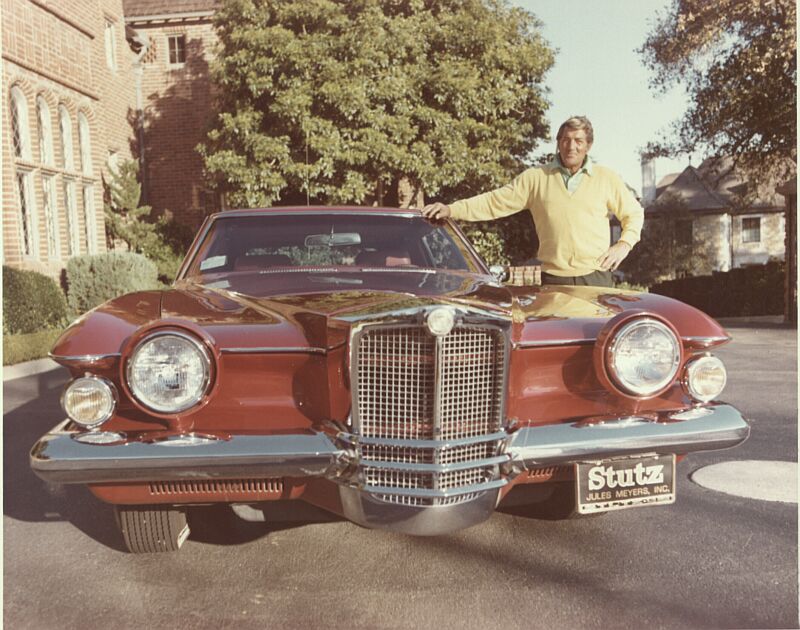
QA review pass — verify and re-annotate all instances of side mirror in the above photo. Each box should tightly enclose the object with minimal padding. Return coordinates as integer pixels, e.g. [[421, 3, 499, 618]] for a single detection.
[[489, 265, 508, 282]]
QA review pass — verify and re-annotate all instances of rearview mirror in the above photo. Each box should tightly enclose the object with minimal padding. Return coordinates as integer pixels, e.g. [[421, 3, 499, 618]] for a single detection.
[[304, 233, 362, 247]]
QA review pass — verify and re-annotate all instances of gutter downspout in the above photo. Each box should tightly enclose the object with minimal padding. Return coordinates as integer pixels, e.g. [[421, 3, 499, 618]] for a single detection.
[[128, 28, 150, 204]]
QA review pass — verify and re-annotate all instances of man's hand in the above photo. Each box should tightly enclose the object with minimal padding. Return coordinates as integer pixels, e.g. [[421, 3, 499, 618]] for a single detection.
[[597, 241, 632, 271], [421, 202, 451, 220]]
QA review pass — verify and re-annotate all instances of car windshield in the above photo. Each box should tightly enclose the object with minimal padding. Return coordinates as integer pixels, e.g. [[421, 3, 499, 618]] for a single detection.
[[182, 213, 485, 279]]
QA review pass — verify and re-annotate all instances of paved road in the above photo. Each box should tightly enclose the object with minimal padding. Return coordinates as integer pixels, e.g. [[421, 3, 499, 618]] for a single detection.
[[4, 325, 797, 629]]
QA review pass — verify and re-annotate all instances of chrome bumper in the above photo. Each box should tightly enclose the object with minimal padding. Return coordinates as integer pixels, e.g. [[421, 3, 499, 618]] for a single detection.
[[31, 404, 749, 534]]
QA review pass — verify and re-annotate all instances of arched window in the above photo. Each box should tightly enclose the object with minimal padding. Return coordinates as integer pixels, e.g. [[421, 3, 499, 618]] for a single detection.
[[10, 86, 31, 161], [58, 104, 74, 171], [78, 112, 92, 175], [36, 96, 54, 166]]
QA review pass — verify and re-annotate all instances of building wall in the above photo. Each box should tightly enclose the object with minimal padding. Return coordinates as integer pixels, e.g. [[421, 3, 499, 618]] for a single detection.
[[2, 0, 137, 276], [130, 16, 217, 229], [692, 214, 731, 273], [731, 211, 785, 267]]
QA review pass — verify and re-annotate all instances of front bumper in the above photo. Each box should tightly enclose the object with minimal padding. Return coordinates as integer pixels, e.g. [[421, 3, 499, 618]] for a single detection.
[[31, 403, 749, 534]]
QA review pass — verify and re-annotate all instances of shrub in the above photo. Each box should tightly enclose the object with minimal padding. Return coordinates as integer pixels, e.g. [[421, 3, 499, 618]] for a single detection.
[[3, 329, 63, 365], [66, 251, 159, 315], [3, 266, 68, 335], [652, 261, 785, 317], [104, 159, 192, 283]]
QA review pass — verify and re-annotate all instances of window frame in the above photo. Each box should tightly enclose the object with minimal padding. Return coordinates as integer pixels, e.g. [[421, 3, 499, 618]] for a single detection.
[[741, 216, 762, 244], [104, 19, 117, 71], [167, 34, 187, 66], [10, 86, 32, 161], [36, 95, 55, 167], [42, 173, 60, 259], [78, 112, 93, 176]]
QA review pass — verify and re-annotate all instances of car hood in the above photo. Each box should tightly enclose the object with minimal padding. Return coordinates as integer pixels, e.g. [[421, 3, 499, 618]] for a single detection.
[[52, 270, 728, 360], [159, 271, 727, 351]]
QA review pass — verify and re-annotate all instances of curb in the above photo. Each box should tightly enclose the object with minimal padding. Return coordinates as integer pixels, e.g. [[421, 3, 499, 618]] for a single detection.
[[3, 357, 65, 382]]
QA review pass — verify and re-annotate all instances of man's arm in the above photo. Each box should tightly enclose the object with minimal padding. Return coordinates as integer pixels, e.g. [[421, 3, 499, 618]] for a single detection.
[[597, 174, 644, 271], [422, 168, 539, 222]]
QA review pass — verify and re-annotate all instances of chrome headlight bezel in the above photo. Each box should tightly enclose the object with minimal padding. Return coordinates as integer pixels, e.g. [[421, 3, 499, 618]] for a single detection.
[[125, 330, 213, 414], [61, 376, 118, 428], [683, 354, 727, 403], [599, 315, 683, 398]]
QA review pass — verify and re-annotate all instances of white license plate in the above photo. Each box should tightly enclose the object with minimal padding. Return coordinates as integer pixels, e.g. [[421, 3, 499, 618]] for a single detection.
[[575, 454, 676, 514]]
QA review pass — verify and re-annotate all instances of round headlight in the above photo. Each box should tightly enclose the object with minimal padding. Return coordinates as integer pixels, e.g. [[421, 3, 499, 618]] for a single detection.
[[685, 355, 727, 402], [127, 331, 212, 413], [62, 376, 117, 427], [607, 318, 681, 396], [426, 307, 455, 337]]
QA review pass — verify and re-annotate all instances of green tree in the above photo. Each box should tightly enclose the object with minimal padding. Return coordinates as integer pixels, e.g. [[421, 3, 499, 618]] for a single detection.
[[639, 0, 796, 183], [623, 193, 712, 286], [199, 0, 554, 210], [104, 160, 193, 283]]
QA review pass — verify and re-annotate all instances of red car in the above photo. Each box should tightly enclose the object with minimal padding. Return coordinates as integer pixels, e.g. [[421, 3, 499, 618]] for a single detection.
[[31, 207, 749, 553]]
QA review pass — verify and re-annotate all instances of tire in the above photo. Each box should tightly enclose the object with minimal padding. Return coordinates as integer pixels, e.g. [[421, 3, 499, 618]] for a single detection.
[[114, 505, 190, 553]]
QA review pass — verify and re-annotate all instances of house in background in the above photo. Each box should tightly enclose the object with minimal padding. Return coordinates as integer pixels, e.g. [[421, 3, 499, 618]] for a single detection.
[[641, 157, 788, 276], [123, 0, 220, 228], [2, 0, 139, 276]]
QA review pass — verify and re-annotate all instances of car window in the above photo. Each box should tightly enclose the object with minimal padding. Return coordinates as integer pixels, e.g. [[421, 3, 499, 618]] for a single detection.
[[183, 213, 483, 278]]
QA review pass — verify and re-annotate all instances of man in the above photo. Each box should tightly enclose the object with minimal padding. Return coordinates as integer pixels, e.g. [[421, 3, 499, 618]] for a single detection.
[[421, 116, 643, 287]]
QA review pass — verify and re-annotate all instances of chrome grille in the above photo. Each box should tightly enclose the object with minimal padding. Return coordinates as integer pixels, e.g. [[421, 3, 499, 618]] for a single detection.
[[352, 321, 508, 506]]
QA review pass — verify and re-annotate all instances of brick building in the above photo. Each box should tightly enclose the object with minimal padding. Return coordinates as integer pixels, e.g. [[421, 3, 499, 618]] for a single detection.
[[2, 0, 139, 275], [123, 0, 219, 229], [2, 0, 219, 277]]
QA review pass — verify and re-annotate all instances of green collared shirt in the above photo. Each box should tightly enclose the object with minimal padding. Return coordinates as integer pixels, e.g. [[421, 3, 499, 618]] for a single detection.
[[549, 155, 593, 194]]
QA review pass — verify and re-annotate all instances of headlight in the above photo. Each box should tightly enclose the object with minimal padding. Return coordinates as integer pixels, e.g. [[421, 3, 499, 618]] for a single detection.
[[684, 355, 727, 402], [607, 318, 681, 396], [127, 331, 212, 413], [62, 376, 117, 427], [426, 307, 455, 336]]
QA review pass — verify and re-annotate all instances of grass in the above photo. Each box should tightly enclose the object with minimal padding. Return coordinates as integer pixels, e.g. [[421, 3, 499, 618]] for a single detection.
[[3, 329, 63, 366]]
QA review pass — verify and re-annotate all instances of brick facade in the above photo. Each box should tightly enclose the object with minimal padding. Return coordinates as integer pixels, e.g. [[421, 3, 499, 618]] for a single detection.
[[2, 0, 137, 277], [126, 10, 218, 229]]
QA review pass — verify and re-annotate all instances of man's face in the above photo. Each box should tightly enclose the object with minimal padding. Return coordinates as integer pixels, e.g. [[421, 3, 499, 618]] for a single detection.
[[557, 128, 592, 173]]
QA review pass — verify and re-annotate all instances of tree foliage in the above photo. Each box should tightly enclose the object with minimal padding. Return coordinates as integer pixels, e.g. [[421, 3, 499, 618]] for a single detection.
[[200, 0, 554, 208], [639, 0, 796, 182], [623, 193, 712, 287], [104, 160, 193, 283]]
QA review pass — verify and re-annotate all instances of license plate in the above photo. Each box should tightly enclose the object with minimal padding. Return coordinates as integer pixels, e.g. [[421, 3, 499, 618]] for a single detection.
[[575, 454, 676, 514]]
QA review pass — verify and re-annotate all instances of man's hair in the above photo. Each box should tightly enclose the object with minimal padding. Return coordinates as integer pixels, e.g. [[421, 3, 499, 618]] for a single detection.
[[556, 116, 594, 145]]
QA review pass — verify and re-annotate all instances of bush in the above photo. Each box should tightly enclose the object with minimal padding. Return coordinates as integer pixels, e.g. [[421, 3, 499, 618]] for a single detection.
[[652, 261, 785, 317], [3, 329, 63, 365], [3, 266, 68, 335], [66, 251, 159, 315]]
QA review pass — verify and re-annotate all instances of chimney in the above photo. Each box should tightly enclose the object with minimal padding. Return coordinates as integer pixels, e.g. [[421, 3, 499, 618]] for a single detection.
[[641, 157, 656, 205]]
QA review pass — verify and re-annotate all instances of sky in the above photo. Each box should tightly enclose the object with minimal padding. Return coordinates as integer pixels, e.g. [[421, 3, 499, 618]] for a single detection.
[[516, 0, 698, 195]]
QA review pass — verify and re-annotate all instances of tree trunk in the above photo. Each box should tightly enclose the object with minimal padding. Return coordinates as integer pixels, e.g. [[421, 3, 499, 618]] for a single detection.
[[397, 177, 424, 208]]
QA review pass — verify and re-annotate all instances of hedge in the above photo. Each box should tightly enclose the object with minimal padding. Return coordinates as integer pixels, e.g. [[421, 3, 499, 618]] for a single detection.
[[66, 251, 159, 315], [651, 261, 784, 317], [3, 328, 64, 365], [3, 266, 69, 335]]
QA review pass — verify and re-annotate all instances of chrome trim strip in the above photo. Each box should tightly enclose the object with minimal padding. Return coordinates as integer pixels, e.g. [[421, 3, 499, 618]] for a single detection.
[[49, 352, 121, 363], [507, 403, 749, 468], [30, 427, 346, 484], [365, 478, 508, 498], [682, 335, 731, 348], [220, 346, 327, 355], [345, 431, 509, 449], [515, 338, 595, 348], [362, 454, 509, 474]]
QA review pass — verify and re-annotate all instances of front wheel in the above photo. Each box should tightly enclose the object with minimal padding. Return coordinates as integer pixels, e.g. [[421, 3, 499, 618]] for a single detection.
[[114, 505, 190, 553]]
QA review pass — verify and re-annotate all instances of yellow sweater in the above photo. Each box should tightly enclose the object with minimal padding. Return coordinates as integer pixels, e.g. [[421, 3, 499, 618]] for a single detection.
[[450, 164, 644, 277]]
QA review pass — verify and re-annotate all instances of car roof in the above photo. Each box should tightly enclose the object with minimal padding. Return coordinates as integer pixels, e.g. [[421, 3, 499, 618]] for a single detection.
[[210, 206, 424, 219]]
